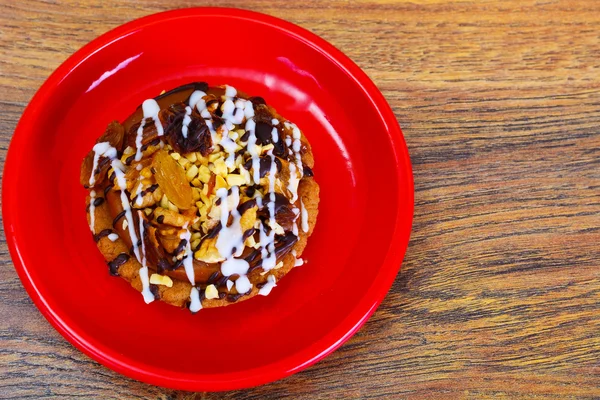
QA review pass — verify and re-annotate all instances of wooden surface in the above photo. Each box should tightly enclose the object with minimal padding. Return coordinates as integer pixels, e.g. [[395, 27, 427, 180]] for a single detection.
[[1, 0, 600, 398]]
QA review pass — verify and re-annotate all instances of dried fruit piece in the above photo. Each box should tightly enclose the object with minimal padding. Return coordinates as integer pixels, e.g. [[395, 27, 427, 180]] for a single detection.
[[152, 150, 193, 210], [98, 121, 125, 151], [162, 103, 212, 155]]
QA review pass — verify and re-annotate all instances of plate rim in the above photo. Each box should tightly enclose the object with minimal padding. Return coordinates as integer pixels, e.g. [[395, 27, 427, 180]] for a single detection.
[[2, 7, 414, 391]]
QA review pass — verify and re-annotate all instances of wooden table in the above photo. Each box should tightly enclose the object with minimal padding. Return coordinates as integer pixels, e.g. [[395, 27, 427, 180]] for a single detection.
[[2, 0, 599, 398]]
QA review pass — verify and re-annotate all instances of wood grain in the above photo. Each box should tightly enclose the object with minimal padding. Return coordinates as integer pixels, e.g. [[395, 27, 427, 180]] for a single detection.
[[2, 0, 600, 398]]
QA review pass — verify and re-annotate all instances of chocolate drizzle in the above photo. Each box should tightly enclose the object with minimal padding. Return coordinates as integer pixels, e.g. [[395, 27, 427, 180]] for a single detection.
[[113, 210, 127, 227], [108, 253, 129, 275], [93, 229, 113, 242], [247, 231, 298, 272], [303, 165, 314, 177], [243, 157, 282, 178], [226, 293, 244, 302], [149, 284, 161, 299], [207, 271, 220, 284], [157, 258, 170, 273]]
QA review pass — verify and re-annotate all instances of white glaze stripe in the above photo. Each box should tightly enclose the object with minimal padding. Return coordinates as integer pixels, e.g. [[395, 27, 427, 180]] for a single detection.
[[137, 210, 154, 303], [88, 190, 96, 232]]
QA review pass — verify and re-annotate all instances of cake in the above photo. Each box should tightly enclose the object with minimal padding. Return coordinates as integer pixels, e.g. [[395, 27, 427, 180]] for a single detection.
[[80, 82, 319, 312]]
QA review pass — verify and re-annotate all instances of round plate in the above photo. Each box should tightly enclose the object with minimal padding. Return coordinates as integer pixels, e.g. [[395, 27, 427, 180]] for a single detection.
[[3, 8, 413, 391]]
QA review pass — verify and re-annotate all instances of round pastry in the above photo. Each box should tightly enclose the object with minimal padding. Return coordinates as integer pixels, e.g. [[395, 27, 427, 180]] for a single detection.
[[80, 83, 319, 311]]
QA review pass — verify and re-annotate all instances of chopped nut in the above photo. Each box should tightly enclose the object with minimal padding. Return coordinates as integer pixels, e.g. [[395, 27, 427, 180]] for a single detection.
[[198, 165, 211, 183], [198, 204, 208, 219], [167, 201, 179, 213], [123, 146, 135, 155], [186, 152, 198, 163], [204, 284, 219, 299], [215, 175, 227, 190], [192, 219, 201, 231], [170, 152, 181, 161], [191, 232, 202, 241], [240, 206, 257, 232], [154, 207, 188, 227], [192, 187, 202, 201], [194, 238, 224, 263], [140, 167, 153, 179], [274, 261, 284, 269], [211, 158, 228, 176], [186, 164, 199, 181], [245, 235, 256, 248], [240, 168, 252, 185], [262, 144, 274, 154], [191, 238, 201, 250], [150, 274, 173, 287], [160, 194, 169, 209], [226, 174, 246, 187], [177, 156, 190, 168], [191, 178, 202, 188], [153, 187, 163, 202], [199, 190, 210, 206], [208, 152, 223, 163]]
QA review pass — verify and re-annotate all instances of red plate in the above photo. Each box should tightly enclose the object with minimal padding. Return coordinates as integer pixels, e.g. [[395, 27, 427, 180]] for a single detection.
[[3, 8, 413, 391]]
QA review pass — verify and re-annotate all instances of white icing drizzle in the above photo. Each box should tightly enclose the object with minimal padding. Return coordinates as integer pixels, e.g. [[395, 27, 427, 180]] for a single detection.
[[181, 106, 192, 139], [245, 119, 261, 184], [180, 222, 195, 284], [287, 162, 300, 202], [221, 257, 250, 276], [226, 279, 234, 291], [258, 275, 277, 296], [271, 126, 279, 143], [300, 198, 309, 233], [214, 186, 254, 294], [291, 249, 304, 267], [235, 275, 252, 294], [134, 99, 163, 162], [108, 233, 119, 242], [189, 90, 206, 111], [112, 162, 142, 259], [243, 100, 255, 119], [137, 210, 155, 303], [88, 190, 96, 232], [225, 85, 237, 98], [88, 141, 155, 304], [133, 174, 144, 206], [259, 150, 279, 271], [89, 142, 117, 186], [189, 287, 202, 312], [271, 118, 279, 125], [215, 187, 245, 258], [284, 122, 305, 203]]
